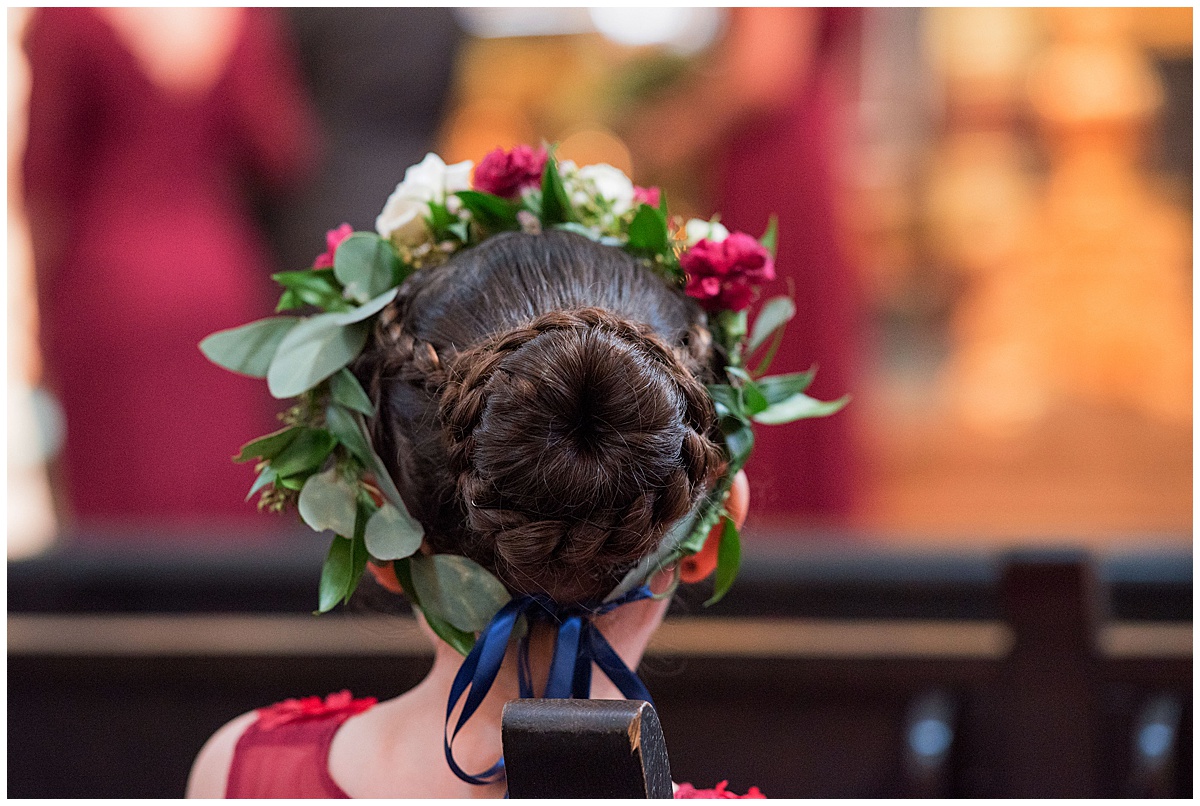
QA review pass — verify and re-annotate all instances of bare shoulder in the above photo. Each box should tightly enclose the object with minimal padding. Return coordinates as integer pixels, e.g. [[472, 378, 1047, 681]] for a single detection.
[[185, 709, 260, 798]]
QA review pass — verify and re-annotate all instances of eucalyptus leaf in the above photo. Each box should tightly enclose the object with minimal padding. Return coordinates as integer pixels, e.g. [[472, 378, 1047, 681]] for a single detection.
[[705, 519, 741, 606], [330, 368, 374, 416], [267, 319, 368, 398], [265, 289, 395, 398], [317, 535, 353, 613], [393, 556, 476, 653], [333, 233, 400, 303], [364, 502, 423, 560], [410, 554, 511, 633], [269, 428, 337, 478], [297, 467, 359, 538], [747, 296, 795, 353], [235, 426, 300, 463], [752, 393, 850, 425], [200, 317, 298, 378]]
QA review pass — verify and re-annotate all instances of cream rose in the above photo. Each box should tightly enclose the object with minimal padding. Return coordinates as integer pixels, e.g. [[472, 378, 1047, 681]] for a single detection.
[[375, 153, 474, 247], [574, 163, 636, 217]]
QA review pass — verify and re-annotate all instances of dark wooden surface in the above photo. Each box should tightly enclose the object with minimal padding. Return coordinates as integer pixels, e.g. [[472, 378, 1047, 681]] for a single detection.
[[6, 540, 1192, 798], [503, 699, 673, 798]]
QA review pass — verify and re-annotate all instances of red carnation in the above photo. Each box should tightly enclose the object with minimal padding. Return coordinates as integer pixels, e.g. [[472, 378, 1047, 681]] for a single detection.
[[472, 145, 548, 198], [680, 232, 775, 312], [634, 185, 661, 207], [675, 780, 766, 799], [312, 223, 353, 269]]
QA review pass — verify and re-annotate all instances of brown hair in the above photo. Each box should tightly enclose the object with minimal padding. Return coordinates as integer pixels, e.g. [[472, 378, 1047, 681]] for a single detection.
[[355, 230, 724, 602]]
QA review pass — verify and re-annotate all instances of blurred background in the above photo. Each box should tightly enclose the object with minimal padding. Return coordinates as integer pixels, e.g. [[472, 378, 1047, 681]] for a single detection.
[[7, 6, 1192, 799]]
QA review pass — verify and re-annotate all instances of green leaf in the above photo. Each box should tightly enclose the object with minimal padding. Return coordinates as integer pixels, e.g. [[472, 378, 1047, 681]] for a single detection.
[[297, 467, 359, 537], [446, 220, 471, 243], [747, 296, 795, 353], [741, 381, 769, 416], [272, 269, 347, 311], [410, 554, 512, 633], [455, 190, 519, 232], [276, 476, 305, 491], [324, 405, 374, 466], [333, 233, 400, 303], [759, 215, 778, 258], [423, 608, 477, 655], [317, 535, 354, 613], [755, 368, 817, 405], [330, 368, 374, 416], [343, 412, 422, 537], [276, 289, 303, 312], [364, 501, 423, 560], [344, 504, 371, 603], [752, 393, 850, 425], [235, 426, 301, 463], [265, 290, 396, 398], [541, 156, 574, 225], [722, 422, 755, 468], [245, 465, 277, 501], [750, 326, 786, 377], [200, 317, 299, 378], [706, 384, 741, 419], [268, 428, 337, 478], [627, 204, 669, 253], [705, 519, 741, 606]]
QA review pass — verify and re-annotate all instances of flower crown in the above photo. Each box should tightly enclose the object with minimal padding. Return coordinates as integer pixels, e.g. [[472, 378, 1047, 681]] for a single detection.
[[201, 145, 847, 655]]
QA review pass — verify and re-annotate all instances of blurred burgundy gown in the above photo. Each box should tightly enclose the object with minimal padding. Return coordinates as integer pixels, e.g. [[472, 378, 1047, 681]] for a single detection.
[[23, 8, 318, 530], [715, 8, 863, 525]]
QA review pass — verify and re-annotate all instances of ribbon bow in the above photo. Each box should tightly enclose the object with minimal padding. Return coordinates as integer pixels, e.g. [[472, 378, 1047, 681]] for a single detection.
[[443, 585, 655, 785]]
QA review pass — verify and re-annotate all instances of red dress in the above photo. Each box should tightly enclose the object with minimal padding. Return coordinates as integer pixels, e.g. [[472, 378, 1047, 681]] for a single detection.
[[226, 691, 764, 798], [22, 8, 318, 529], [714, 9, 863, 524]]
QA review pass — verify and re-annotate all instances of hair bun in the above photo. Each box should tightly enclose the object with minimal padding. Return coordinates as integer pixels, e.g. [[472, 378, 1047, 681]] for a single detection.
[[439, 308, 723, 602]]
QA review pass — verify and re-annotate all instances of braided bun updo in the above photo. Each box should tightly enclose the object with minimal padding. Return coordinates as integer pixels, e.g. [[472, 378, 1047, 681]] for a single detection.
[[355, 230, 724, 603]]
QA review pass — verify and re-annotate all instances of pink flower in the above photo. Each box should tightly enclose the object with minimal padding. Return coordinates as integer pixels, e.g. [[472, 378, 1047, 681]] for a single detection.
[[312, 223, 353, 269], [256, 690, 377, 731], [680, 232, 775, 312], [634, 185, 661, 207], [675, 780, 766, 799], [472, 145, 548, 198]]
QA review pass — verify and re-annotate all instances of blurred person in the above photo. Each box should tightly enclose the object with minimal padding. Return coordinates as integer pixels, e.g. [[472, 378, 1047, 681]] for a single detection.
[[265, 8, 464, 273], [22, 8, 319, 530], [625, 8, 864, 525]]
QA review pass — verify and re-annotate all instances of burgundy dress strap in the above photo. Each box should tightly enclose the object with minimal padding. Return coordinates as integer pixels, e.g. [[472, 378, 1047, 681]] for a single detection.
[[225, 691, 376, 799]]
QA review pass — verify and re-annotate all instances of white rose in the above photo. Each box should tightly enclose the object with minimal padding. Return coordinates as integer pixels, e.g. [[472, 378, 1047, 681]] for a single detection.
[[684, 217, 730, 246], [575, 163, 636, 216], [375, 195, 430, 247], [375, 153, 475, 245]]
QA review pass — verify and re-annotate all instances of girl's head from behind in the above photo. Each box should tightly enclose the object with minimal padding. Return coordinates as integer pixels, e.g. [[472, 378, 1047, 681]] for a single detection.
[[356, 230, 724, 603]]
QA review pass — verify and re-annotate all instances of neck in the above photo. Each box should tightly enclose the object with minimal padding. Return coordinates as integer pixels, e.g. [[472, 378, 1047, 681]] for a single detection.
[[417, 595, 669, 789]]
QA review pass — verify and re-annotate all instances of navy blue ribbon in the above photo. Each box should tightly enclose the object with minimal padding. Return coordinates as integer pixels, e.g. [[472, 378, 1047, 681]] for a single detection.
[[443, 585, 655, 785]]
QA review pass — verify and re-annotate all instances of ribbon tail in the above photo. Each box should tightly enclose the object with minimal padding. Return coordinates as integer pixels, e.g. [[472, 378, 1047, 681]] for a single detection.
[[543, 615, 582, 699]]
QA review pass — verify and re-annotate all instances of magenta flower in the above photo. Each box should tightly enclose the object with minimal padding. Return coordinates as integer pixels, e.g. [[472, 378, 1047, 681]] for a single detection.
[[634, 185, 661, 208], [472, 145, 548, 198], [680, 232, 776, 312], [312, 223, 353, 269]]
